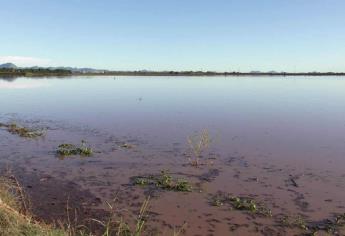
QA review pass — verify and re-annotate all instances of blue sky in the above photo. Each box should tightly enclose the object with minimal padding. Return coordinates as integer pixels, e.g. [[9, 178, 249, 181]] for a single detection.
[[0, 0, 344, 72]]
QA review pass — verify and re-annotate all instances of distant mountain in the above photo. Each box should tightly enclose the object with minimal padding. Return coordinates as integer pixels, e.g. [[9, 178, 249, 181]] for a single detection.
[[0, 63, 17, 69]]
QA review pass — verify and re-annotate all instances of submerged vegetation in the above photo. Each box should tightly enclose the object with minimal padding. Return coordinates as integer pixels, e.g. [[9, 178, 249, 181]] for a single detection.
[[132, 171, 192, 192], [281, 213, 345, 235], [0, 122, 44, 138], [210, 192, 272, 217], [56, 141, 93, 157], [187, 129, 211, 167]]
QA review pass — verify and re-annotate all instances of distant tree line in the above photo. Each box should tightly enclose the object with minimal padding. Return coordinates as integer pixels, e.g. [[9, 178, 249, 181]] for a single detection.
[[0, 68, 72, 76]]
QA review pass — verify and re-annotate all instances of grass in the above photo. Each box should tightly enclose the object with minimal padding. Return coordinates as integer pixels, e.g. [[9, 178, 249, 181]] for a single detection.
[[133, 171, 192, 192], [210, 192, 272, 217], [87, 197, 150, 236], [0, 175, 65, 236], [56, 141, 93, 157], [0, 173, 187, 236], [187, 129, 211, 167], [0, 122, 44, 138]]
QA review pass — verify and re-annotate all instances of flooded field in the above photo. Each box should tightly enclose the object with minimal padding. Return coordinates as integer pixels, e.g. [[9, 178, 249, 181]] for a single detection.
[[1, 76, 345, 235]]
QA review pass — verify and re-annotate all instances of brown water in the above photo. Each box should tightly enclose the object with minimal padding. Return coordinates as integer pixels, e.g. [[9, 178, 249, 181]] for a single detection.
[[0, 76, 345, 235]]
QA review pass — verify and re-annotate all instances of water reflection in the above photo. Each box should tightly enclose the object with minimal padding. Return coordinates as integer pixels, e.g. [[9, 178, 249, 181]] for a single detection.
[[0, 78, 51, 89]]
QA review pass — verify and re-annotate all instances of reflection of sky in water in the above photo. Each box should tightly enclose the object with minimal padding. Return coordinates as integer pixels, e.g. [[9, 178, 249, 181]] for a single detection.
[[0, 79, 51, 89], [1, 76, 345, 157]]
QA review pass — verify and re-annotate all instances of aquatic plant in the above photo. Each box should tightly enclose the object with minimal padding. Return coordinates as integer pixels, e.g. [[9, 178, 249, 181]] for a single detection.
[[187, 129, 211, 167], [281, 213, 345, 235], [0, 122, 44, 138], [132, 171, 192, 192], [56, 141, 93, 157], [210, 192, 272, 217]]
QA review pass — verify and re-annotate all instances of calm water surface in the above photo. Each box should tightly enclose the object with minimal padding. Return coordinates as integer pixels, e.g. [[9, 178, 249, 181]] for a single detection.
[[1, 76, 345, 235]]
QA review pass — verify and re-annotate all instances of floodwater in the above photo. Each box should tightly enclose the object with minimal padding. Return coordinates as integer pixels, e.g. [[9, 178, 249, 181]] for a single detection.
[[0, 76, 345, 235]]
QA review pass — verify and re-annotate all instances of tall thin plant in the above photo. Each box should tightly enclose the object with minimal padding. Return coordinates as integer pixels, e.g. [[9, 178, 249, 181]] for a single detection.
[[187, 129, 211, 167]]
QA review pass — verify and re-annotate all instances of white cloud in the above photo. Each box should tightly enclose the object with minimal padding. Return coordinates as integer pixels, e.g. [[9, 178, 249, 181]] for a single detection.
[[0, 56, 52, 67]]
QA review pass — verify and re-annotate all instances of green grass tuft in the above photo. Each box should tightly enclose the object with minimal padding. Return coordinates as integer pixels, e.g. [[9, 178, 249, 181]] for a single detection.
[[133, 171, 192, 192], [56, 141, 93, 157]]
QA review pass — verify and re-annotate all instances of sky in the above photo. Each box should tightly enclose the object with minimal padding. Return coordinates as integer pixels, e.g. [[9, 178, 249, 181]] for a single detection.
[[0, 0, 345, 72]]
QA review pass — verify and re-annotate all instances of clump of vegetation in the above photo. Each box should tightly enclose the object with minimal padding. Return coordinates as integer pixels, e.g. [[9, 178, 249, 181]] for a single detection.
[[210, 192, 272, 217], [187, 129, 211, 166], [281, 215, 308, 231], [56, 141, 93, 157], [132, 171, 192, 192], [0, 122, 44, 138], [281, 213, 345, 235]]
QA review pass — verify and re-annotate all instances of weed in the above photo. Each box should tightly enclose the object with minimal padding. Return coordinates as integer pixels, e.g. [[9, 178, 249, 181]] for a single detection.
[[187, 129, 211, 166], [0, 122, 44, 138], [56, 141, 93, 157], [133, 171, 192, 192]]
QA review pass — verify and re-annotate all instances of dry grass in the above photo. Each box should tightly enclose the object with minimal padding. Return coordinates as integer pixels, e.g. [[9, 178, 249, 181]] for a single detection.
[[187, 129, 211, 167], [0, 174, 65, 236]]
